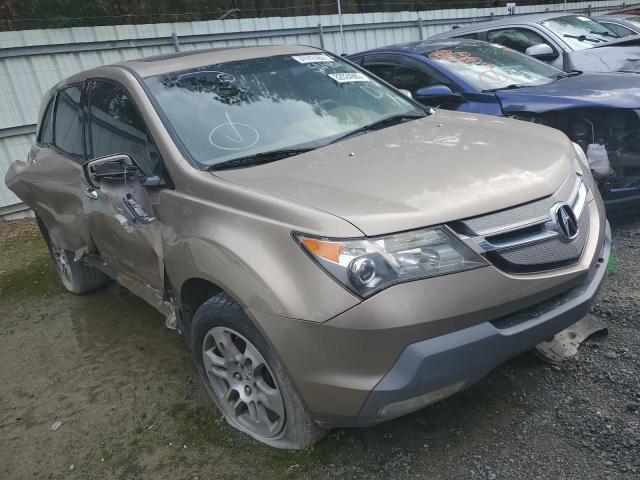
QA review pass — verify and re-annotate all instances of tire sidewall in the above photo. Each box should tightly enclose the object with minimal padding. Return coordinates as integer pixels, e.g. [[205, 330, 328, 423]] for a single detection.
[[191, 294, 316, 449]]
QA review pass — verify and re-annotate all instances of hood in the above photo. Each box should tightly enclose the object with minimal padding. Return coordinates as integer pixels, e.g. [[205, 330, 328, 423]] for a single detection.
[[215, 110, 575, 236], [565, 44, 640, 73], [497, 73, 640, 113]]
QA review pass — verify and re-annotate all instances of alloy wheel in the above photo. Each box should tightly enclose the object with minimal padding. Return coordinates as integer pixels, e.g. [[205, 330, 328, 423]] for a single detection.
[[202, 326, 285, 438]]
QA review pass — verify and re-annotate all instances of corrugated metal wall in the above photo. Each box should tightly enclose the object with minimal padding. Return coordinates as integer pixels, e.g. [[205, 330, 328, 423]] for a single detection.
[[0, 1, 632, 212]]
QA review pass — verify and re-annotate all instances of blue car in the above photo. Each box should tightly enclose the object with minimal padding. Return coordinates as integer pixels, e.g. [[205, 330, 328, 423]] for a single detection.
[[348, 39, 640, 212]]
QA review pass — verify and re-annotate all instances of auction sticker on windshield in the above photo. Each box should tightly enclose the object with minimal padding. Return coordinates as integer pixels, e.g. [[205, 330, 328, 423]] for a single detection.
[[292, 54, 333, 63], [328, 72, 371, 83]]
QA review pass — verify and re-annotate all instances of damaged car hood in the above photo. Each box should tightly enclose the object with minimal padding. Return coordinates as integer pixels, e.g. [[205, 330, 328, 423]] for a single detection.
[[497, 73, 640, 113], [214, 110, 574, 236], [565, 37, 640, 73]]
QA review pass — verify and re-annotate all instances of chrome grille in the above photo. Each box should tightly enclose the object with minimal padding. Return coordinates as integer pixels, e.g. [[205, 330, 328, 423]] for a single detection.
[[456, 175, 590, 274]]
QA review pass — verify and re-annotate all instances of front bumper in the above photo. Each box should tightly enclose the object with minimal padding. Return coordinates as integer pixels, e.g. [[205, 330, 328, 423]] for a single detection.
[[250, 205, 608, 427], [354, 222, 611, 426]]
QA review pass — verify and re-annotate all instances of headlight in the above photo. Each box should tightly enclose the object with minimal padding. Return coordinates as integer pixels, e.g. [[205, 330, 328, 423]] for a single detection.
[[295, 226, 486, 298]]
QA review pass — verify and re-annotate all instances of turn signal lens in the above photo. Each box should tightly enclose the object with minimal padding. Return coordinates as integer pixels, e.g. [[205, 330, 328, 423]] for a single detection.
[[300, 238, 343, 263]]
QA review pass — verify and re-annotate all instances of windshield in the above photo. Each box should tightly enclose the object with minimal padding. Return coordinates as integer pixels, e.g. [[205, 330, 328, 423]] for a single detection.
[[625, 16, 640, 27], [540, 15, 619, 50], [424, 43, 564, 91], [145, 53, 420, 168]]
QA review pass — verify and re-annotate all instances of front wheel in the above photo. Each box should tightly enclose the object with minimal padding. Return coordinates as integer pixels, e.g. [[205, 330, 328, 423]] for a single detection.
[[191, 293, 325, 449]]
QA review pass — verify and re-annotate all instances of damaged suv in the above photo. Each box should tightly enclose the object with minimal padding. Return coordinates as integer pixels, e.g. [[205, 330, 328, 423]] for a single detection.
[[6, 45, 610, 449], [350, 39, 640, 211]]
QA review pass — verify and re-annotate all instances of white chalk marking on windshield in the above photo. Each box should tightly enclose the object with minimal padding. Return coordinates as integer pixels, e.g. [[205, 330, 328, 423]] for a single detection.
[[209, 112, 260, 151]]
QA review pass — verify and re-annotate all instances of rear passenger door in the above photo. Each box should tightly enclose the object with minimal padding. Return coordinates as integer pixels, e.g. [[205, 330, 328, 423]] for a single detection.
[[21, 84, 93, 253], [83, 78, 165, 299]]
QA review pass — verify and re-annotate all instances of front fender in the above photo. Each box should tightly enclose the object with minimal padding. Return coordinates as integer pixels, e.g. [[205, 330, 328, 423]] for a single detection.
[[159, 189, 361, 322]]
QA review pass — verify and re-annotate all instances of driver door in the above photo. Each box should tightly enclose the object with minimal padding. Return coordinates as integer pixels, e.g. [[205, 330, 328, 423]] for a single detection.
[[486, 27, 563, 70], [83, 78, 166, 304], [363, 54, 467, 111]]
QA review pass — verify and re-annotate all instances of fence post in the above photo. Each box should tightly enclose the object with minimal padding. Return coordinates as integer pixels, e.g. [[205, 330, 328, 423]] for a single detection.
[[171, 32, 180, 52], [318, 23, 325, 50], [588, 4, 592, 16], [417, 18, 424, 40]]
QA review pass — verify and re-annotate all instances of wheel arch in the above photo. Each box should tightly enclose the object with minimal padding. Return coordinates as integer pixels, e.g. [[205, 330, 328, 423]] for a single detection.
[[178, 277, 224, 342]]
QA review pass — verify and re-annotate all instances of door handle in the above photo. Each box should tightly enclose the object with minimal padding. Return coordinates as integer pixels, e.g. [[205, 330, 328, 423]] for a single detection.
[[84, 188, 98, 200]]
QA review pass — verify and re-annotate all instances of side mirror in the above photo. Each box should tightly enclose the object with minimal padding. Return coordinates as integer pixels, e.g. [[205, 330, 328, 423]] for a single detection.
[[397, 88, 413, 99], [83, 154, 139, 189], [525, 43, 556, 59], [413, 85, 463, 105]]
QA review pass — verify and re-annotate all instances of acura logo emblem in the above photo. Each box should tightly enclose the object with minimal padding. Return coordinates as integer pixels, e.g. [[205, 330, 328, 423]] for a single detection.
[[551, 203, 579, 241]]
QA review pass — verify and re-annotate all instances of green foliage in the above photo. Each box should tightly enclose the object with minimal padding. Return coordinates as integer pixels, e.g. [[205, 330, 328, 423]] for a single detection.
[[0, 1, 579, 31]]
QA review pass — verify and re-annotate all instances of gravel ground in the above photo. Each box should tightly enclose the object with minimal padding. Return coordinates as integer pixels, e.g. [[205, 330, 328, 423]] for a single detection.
[[0, 217, 638, 480]]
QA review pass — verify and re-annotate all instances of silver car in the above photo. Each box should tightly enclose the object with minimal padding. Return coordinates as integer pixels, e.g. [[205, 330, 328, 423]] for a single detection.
[[596, 15, 640, 36], [431, 12, 640, 74]]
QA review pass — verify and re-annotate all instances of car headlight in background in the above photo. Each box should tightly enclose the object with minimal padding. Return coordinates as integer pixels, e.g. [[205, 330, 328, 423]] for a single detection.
[[295, 226, 486, 298]]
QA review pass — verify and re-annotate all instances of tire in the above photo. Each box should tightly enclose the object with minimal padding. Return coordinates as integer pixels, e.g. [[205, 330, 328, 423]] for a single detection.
[[37, 218, 108, 294], [191, 292, 326, 449]]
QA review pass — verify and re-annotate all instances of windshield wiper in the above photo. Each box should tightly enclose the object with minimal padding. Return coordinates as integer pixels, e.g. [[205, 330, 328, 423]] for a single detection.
[[210, 113, 427, 170], [209, 148, 314, 171], [563, 33, 604, 43], [590, 30, 618, 38], [554, 69, 583, 79], [327, 113, 427, 145], [484, 83, 526, 92]]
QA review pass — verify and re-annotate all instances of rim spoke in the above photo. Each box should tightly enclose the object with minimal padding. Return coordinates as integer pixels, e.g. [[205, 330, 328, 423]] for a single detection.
[[243, 341, 262, 371], [232, 397, 244, 416], [212, 330, 243, 363], [203, 349, 226, 368], [203, 349, 228, 380], [256, 378, 283, 415], [247, 400, 259, 423], [256, 403, 276, 432], [224, 387, 239, 405]]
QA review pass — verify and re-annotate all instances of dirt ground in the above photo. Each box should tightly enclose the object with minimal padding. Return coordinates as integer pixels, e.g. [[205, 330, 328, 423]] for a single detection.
[[1, 217, 639, 480]]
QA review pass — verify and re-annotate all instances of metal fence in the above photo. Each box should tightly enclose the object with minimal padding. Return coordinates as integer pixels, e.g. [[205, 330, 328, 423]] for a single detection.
[[0, 0, 634, 215]]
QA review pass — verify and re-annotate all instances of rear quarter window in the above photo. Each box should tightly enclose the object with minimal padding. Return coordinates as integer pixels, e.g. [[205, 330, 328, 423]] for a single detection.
[[38, 98, 54, 145], [53, 85, 85, 160]]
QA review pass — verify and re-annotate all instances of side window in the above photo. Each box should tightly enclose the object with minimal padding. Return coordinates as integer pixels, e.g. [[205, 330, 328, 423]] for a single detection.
[[366, 63, 439, 94], [601, 22, 635, 37], [38, 98, 54, 145], [88, 80, 160, 175], [487, 28, 550, 53], [53, 86, 85, 160]]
